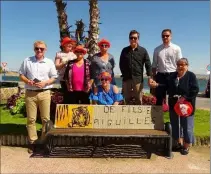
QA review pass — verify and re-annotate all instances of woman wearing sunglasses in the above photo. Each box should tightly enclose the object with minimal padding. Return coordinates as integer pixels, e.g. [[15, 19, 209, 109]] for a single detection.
[[89, 72, 123, 105], [90, 39, 116, 87]]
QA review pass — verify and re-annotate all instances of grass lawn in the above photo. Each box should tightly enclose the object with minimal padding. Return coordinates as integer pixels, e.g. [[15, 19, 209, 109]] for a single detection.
[[164, 109, 210, 137], [0, 106, 210, 138], [0, 106, 42, 135]]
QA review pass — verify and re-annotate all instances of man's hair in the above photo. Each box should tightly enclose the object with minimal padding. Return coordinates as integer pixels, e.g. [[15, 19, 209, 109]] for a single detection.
[[129, 30, 140, 39], [33, 41, 47, 48], [177, 58, 189, 65], [161, 29, 172, 35]]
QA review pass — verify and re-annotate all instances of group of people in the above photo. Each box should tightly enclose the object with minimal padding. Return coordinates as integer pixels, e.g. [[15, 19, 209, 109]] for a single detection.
[[19, 29, 199, 155]]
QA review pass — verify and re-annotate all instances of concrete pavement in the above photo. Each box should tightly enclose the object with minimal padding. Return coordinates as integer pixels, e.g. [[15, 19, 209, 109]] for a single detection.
[[1, 146, 210, 173]]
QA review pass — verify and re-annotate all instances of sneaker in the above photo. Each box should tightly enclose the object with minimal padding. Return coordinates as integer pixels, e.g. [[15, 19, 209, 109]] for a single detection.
[[172, 143, 182, 152], [28, 144, 35, 154], [180, 147, 189, 155]]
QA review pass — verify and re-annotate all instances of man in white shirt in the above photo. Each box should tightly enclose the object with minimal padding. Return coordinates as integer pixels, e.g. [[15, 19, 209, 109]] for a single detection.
[[19, 41, 58, 153], [152, 29, 182, 105]]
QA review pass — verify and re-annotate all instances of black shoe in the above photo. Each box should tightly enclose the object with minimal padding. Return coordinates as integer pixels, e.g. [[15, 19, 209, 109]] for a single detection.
[[28, 144, 35, 154], [172, 143, 182, 152], [180, 147, 189, 155]]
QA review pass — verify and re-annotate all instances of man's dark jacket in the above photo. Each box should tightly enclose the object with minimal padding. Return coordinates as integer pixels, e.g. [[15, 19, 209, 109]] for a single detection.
[[119, 45, 152, 82]]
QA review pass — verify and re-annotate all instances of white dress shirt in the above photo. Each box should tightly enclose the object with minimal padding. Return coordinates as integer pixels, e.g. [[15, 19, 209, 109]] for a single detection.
[[19, 56, 58, 90], [152, 42, 182, 73]]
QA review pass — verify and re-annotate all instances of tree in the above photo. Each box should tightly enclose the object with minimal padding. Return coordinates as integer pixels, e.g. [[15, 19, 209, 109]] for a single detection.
[[87, 0, 100, 60], [54, 0, 72, 50]]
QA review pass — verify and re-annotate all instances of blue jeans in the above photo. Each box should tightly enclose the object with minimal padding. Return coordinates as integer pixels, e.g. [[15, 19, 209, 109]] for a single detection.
[[169, 109, 194, 144]]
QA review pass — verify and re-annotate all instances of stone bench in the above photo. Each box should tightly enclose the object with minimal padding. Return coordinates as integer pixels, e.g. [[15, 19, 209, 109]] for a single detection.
[[44, 104, 173, 159]]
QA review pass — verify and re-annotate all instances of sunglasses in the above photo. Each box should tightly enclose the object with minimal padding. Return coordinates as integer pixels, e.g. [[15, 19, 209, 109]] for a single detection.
[[177, 63, 187, 67], [74, 51, 84, 54], [129, 37, 138, 40], [100, 44, 109, 48], [101, 78, 109, 82], [162, 35, 170, 38], [35, 47, 45, 51]]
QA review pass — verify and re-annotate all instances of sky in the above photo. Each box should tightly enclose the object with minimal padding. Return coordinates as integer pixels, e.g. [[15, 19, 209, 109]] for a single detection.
[[1, 1, 210, 75]]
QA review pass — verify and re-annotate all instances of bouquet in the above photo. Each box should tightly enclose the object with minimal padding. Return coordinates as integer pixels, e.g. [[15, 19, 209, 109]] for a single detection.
[[142, 93, 157, 105]]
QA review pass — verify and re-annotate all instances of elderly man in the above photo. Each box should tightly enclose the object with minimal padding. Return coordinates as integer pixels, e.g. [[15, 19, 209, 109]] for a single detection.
[[19, 41, 57, 153], [152, 29, 182, 105], [119, 30, 152, 105]]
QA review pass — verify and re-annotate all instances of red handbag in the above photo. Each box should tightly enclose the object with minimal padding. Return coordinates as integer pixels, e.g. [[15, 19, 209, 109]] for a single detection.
[[174, 101, 193, 117], [162, 99, 169, 112]]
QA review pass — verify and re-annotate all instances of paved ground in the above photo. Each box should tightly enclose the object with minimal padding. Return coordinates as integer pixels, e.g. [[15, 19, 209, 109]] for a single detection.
[[1, 146, 210, 173], [196, 96, 210, 110]]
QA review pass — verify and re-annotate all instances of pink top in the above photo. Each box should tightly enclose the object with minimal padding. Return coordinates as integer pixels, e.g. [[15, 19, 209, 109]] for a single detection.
[[72, 63, 85, 91]]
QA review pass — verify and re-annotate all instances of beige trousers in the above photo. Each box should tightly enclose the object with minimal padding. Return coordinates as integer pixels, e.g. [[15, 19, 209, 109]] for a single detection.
[[25, 90, 51, 144], [122, 79, 143, 105]]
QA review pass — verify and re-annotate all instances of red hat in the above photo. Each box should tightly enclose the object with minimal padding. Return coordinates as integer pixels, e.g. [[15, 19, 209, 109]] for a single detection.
[[98, 39, 111, 48], [98, 71, 112, 81], [174, 101, 193, 117], [73, 45, 87, 55], [61, 37, 76, 47]]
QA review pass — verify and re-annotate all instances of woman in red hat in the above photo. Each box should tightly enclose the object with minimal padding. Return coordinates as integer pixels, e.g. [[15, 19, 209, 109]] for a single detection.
[[55, 37, 77, 103], [63, 45, 93, 104], [90, 38, 116, 87], [150, 58, 199, 155], [89, 71, 123, 105]]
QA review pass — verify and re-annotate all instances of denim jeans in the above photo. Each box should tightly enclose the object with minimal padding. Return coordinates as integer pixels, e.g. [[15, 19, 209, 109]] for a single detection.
[[169, 109, 194, 144]]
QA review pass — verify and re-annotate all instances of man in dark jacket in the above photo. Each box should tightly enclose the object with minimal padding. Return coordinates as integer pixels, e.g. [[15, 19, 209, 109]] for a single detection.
[[119, 30, 153, 105]]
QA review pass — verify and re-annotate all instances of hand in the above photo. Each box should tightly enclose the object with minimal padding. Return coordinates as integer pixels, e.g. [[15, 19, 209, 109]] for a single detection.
[[61, 57, 68, 64], [150, 82, 158, 88], [34, 81, 47, 88], [27, 79, 35, 86], [113, 102, 119, 105], [178, 97, 186, 103], [148, 79, 158, 88], [148, 78, 153, 86]]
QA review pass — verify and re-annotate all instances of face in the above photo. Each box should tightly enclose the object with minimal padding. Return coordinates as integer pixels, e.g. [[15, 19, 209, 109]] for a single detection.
[[99, 43, 109, 53], [34, 43, 46, 58], [63, 43, 73, 52], [74, 50, 84, 61], [177, 60, 188, 74], [100, 77, 111, 87], [129, 33, 139, 47], [162, 31, 172, 44]]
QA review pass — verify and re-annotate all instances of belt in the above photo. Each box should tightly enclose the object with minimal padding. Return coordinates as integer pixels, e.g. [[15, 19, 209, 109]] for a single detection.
[[26, 89, 49, 92], [158, 72, 174, 75]]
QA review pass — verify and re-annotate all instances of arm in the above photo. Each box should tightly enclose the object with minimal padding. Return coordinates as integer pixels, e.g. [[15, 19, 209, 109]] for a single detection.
[[177, 46, 182, 60], [90, 86, 98, 105], [183, 73, 199, 100], [54, 52, 67, 70], [144, 49, 153, 86], [19, 60, 34, 86], [119, 49, 125, 76], [113, 85, 120, 105]]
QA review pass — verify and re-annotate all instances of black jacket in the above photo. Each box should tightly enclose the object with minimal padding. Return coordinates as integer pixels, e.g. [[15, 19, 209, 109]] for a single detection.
[[167, 71, 199, 115], [119, 45, 152, 82]]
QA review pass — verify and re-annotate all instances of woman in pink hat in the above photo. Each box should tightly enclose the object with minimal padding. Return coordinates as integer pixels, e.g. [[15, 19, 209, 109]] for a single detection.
[[90, 38, 116, 87], [55, 37, 77, 103], [63, 45, 93, 104]]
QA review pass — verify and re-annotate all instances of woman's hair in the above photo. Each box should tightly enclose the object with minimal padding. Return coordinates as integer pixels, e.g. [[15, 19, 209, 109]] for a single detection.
[[177, 58, 189, 65]]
